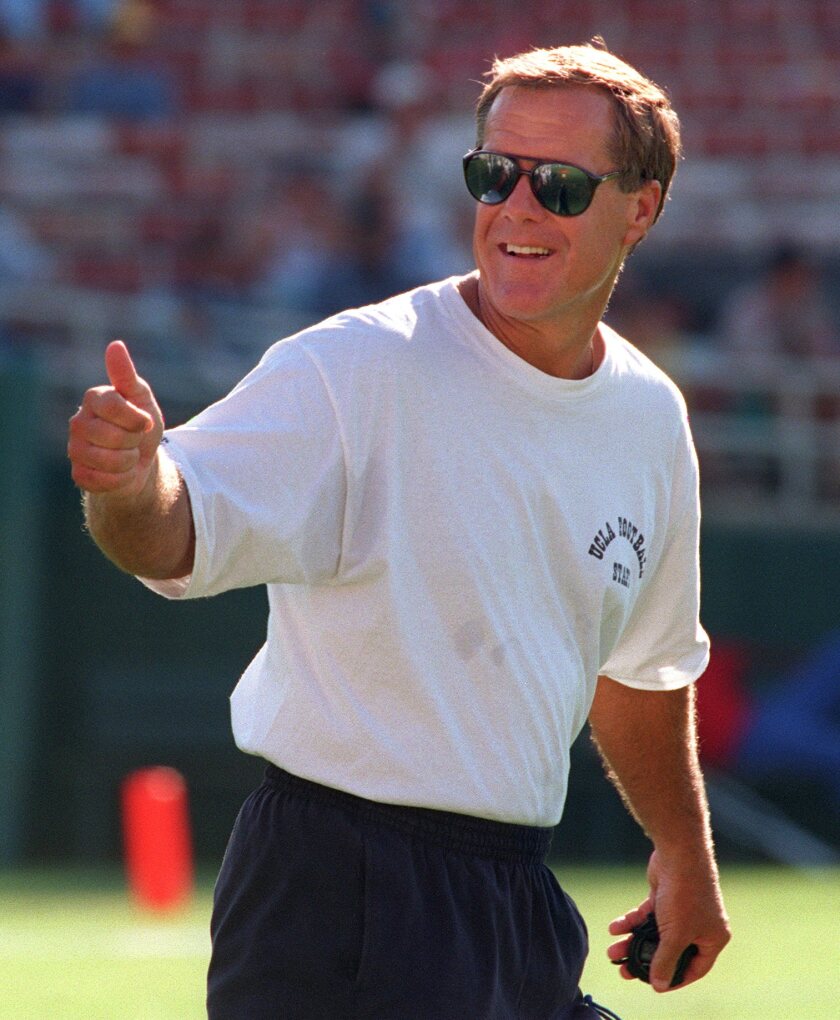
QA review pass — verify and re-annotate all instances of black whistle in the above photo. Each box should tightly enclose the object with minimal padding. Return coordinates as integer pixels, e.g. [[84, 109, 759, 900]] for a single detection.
[[613, 912, 698, 988]]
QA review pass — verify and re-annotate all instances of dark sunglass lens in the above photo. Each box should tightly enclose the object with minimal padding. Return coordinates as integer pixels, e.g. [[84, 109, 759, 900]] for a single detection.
[[465, 153, 516, 204], [535, 164, 595, 216]]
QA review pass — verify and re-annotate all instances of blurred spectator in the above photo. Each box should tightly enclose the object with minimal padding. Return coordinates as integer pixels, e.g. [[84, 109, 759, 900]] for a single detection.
[[247, 174, 344, 315], [0, 203, 58, 354], [65, 0, 178, 120], [250, 172, 403, 319], [0, 0, 117, 37], [363, 59, 473, 290], [75, 0, 119, 31], [0, 205, 56, 282], [176, 213, 248, 307], [0, 30, 43, 113], [719, 243, 839, 361], [0, 0, 47, 38], [604, 270, 696, 375], [696, 633, 840, 808]]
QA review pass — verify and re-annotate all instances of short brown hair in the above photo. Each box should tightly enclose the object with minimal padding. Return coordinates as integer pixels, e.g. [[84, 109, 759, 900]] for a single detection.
[[474, 40, 681, 222]]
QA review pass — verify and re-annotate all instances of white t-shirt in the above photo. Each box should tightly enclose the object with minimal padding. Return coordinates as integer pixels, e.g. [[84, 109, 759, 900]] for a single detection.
[[144, 276, 709, 826]]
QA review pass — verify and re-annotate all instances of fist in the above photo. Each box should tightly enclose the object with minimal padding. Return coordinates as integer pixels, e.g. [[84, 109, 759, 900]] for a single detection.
[[68, 340, 164, 498]]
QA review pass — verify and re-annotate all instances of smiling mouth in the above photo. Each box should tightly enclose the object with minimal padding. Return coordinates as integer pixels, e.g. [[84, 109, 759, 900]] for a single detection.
[[503, 243, 552, 258]]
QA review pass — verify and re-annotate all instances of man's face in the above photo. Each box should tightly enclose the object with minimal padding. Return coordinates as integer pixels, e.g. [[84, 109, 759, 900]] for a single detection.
[[472, 85, 659, 337]]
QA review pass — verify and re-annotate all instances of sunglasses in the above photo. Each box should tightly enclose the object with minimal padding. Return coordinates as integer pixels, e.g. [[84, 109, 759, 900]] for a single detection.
[[463, 149, 621, 217]]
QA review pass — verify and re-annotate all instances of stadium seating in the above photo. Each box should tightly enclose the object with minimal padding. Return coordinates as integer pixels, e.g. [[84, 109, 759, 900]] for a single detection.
[[0, 0, 838, 517]]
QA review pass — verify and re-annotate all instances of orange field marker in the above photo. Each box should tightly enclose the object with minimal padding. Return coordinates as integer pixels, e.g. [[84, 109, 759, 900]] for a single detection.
[[121, 766, 194, 911]]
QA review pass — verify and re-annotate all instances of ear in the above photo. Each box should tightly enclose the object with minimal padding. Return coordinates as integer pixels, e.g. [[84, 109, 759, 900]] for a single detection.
[[622, 179, 662, 249]]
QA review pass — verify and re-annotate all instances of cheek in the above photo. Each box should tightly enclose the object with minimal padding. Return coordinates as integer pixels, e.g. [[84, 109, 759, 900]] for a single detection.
[[472, 206, 494, 252], [575, 209, 627, 261]]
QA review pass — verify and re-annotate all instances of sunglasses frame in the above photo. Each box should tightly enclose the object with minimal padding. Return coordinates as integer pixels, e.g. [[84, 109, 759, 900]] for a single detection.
[[463, 148, 622, 217]]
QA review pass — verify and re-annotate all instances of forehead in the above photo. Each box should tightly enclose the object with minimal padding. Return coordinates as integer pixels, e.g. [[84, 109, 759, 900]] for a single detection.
[[483, 84, 615, 166]]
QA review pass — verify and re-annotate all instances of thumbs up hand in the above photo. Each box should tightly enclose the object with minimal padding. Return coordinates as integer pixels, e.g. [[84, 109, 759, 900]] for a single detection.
[[68, 340, 165, 498]]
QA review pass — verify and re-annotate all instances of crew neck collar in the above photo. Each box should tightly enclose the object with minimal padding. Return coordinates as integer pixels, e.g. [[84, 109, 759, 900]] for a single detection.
[[438, 276, 614, 402]]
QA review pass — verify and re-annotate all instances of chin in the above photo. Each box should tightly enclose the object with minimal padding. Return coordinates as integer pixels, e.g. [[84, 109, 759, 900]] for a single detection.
[[488, 284, 565, 322]]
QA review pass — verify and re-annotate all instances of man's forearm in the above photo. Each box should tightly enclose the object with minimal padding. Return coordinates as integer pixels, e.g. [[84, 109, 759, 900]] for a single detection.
[[588, 677, 714, 859], [84, 449, 195, 580], [590, 675, 730, 991]]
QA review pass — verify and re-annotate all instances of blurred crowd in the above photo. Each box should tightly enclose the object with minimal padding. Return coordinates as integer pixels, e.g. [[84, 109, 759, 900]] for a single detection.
[[0, 0, 838, 406]]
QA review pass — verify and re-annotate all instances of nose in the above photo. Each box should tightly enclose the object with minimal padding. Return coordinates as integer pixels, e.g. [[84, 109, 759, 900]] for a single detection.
[[503, 169, 544, 219]]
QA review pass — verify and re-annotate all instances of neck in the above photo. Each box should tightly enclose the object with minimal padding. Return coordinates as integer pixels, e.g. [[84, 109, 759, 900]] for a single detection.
[[457, 273, 603, 379]]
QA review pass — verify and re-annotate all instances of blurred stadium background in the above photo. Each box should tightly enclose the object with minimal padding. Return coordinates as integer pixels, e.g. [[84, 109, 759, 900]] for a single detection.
[[1, 0, 839, 881]]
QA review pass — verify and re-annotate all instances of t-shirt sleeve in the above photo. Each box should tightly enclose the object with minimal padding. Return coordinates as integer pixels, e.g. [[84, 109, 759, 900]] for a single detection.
[[599, 412, 710, 690], [141, 339, 347, 599]]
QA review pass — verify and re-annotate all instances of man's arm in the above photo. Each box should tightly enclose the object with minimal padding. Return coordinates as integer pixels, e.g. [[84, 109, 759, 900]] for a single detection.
[[67, 340, 195, 579], [588, 674, 731, 993]]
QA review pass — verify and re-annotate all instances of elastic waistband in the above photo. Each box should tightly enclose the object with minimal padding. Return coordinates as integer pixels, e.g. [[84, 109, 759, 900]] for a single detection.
[[263, 765, 553, 865]]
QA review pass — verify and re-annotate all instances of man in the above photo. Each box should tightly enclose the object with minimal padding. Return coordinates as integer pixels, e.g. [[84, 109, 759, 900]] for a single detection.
[[68, 42, 730, 1019]]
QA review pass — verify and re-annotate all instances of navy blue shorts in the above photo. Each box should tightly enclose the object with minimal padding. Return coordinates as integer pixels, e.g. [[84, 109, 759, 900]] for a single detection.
[[207, 765, 608, 1019]]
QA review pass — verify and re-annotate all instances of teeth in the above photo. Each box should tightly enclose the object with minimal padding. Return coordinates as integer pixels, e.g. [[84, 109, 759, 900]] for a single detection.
[[506, 244, 550, 256]]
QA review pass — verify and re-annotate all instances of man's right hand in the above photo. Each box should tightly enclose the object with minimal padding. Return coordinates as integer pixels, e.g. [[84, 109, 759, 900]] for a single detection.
[[68, 340, 164, 499]]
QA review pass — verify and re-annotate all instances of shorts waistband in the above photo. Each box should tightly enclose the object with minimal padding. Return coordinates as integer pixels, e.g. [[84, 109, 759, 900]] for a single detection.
[[263, 764, 553, 865]]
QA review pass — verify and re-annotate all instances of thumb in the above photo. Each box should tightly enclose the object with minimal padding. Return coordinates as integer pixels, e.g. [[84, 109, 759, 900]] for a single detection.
[[105, 339, 146, 401]]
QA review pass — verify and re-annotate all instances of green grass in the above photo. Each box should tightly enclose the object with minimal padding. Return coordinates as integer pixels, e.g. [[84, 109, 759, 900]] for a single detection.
[[567, 865, 839, 1020], [0, 869, 210, 1019], [0, 865, 836, 1019]]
